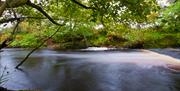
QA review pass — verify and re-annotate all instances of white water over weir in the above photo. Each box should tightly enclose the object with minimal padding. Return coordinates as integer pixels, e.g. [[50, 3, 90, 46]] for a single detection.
[[81, 47, 117, 51]]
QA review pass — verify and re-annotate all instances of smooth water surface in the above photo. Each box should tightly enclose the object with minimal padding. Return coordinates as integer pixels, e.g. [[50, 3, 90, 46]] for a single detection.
[[0, 48, 180, 91]]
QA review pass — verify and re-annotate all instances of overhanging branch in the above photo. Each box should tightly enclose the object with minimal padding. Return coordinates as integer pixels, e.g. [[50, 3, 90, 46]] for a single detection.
[[71, 0, 96, 9], [0, 0, 64, 26], [0, 21, 20, 50], [0, 17, 46, 24], [15, 26, 62, 69], [26, 1, 63, 26], [0, 0, 28, 17]]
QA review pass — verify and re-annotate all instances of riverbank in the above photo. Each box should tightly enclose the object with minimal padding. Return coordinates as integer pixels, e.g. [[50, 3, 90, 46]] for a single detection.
[[1, 26, 180, 49]]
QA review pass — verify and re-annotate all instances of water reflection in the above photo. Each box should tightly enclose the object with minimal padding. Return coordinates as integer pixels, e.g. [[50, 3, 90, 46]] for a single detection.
[[0, 49, 180, 91]]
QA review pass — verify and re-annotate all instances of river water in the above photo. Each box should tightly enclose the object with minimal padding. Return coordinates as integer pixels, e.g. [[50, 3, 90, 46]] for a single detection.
[[0, 48, 180, 91]]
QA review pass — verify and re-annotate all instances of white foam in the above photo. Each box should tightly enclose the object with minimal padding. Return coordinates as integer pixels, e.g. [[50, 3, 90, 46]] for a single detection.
[[81, 47, 116, 51]]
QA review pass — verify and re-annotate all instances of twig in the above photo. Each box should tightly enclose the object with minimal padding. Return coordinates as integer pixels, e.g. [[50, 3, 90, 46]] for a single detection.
[[15, 26, 62, 69], [0, 17, 57, 24], [71, 0, 96, 9], [0, 21, 20, 50], [26, 1, 62, 26], [0, 10, 20, 50]]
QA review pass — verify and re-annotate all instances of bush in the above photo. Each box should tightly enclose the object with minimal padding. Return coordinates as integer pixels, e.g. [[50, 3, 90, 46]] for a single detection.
[[10, 34, 41, 48], [158, 1, 180, 32]]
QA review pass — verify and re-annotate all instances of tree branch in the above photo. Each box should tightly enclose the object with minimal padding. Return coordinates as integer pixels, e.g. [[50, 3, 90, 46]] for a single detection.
[[0, 0, 28, 17], [26, 1, 63, 26], [0, 17, 46, 24], [0, 0, 64, 26], [71, 0, 95, 9], [0, 21, 20, 50], [0, 1, 7, 17], [15, 26, 62, 69]]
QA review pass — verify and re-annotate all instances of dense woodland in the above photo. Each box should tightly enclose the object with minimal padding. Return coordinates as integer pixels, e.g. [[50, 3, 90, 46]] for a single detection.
[[0, 0, 180, 49]]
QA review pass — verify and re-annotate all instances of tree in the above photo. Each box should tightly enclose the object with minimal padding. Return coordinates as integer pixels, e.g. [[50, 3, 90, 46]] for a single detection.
[[0, 0, 160, 68], [0, 0, 159, 24], [158, 1, 180, 32]]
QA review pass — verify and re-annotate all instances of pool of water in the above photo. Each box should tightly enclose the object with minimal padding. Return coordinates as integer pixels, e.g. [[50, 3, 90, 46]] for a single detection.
[[0, 48, 180, 91]]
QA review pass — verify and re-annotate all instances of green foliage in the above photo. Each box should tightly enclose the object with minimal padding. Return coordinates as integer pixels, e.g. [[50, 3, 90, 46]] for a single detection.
[[124, 29, 180, 48], [88, 0, 159, 23], [10, 33, 41, 48], [92, 25, 129, 47], [11, 0, 160, 26], [2, 23, 180, 49], [1, 0, 179, 49], [124, 29, 162, 48], [52, 23, 95, 49], [159, 1, 180, 32]]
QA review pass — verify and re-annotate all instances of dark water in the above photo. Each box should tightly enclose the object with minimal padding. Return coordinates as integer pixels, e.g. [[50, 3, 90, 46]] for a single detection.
[[0, 48, 180, 91]]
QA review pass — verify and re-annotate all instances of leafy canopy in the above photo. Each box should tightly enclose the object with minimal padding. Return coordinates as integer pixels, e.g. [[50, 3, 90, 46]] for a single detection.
[[0, 0, 159, 26], [158, 1, 180, 31]]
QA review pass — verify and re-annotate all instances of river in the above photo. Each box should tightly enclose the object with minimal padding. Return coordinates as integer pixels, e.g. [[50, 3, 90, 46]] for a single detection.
[[0, 48, 180, 91]]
